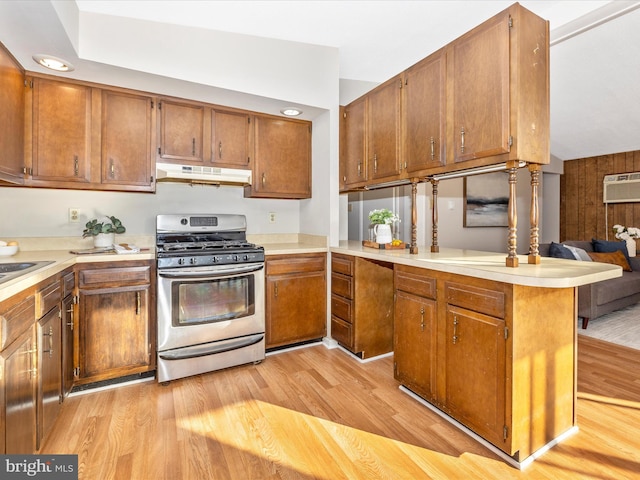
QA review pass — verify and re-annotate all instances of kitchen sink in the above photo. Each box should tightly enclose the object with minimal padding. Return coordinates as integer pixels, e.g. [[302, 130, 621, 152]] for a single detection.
[[0, 261, 55, 285]]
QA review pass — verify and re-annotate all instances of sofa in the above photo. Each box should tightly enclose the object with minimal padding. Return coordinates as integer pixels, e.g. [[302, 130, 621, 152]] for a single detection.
[[539, 240, 640, 328]]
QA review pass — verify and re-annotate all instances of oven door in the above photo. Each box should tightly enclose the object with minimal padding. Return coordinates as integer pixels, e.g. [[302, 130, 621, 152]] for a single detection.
[[157, 263, 265, 352]]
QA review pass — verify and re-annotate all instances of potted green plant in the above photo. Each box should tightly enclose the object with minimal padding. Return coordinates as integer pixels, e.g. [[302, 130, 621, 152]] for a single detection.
[[368, 209, 400, 244], [83, 216, 126, 247]]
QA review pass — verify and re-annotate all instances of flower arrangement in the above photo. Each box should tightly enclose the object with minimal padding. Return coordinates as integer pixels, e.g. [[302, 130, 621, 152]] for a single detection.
[[613, 224, 640, 240], [368, 209, 400, 225]]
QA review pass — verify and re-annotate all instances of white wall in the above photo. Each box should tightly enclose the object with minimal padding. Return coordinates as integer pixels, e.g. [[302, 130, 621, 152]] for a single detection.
[[0, 184, 302, 238]]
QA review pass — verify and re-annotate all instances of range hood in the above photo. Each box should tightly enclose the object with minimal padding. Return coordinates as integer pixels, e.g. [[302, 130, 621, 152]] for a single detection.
[[156, 163, 252, 186]]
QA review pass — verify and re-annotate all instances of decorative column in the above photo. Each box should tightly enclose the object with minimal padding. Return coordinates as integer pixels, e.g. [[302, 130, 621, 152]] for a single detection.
[[528, 163, 541, 264], [410, 180, 419, 254], [430, 178, 439, 253], [505, 161, 519, 267]]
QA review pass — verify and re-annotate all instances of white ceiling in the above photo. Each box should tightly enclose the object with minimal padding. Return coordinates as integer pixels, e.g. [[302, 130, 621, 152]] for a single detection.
[[1, 0, 640, 162]]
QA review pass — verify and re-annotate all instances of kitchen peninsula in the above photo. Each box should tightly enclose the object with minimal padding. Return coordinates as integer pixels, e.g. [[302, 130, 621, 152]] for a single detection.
[[330, 241, 621, 467]]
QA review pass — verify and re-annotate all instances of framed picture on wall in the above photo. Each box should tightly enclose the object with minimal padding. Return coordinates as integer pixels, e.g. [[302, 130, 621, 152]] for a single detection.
[[463, 172, 509, 227]]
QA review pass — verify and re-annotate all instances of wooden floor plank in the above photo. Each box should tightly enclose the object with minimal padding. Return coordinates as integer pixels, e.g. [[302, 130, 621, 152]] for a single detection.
[[40, 337, 640, 479]]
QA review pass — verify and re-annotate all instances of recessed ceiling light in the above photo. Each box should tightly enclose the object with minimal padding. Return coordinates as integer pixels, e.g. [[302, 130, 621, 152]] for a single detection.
[[280, 107, 302, 117], [32, 54, 75, 72]]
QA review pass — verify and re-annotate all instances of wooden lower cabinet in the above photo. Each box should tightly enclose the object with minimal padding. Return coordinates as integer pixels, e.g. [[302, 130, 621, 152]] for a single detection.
[[394, 264, 576, 461], [394, 291, 437, 403], [331, 253, 394, 359], [37, 304, 62, 449], [265, 253, 326, 349], [76, 261, 155, 384], [61, 270, 75, 398], [1, 324, 37, 454]]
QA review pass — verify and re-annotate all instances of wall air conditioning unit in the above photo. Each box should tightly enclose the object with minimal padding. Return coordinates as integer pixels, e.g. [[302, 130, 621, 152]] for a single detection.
[[603, 172, 640, 203]]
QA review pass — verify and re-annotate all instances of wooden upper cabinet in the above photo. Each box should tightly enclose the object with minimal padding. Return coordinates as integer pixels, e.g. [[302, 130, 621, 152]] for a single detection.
[[158, 99, 206, 164], [101, 90, 155, 191], [368, 75, 401, 180], [245, 115, 311, 199], [339, 3, 548, 190], [211, 109, 252, 169], [0, 42, 25, 184], [29, 77, 93, 185], [449, 11, 510, 165], [341, 97, 367, 189], [402, 49, 446, 174], [447, 3, 549, 167]]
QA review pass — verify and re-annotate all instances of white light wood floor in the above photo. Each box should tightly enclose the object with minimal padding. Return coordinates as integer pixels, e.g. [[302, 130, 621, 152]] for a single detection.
[[41, 336, 640, 479]]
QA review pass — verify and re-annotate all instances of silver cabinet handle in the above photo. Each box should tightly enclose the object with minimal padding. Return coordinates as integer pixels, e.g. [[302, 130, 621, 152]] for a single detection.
[[460, 127, 465, 153], [452, 315, 459, 344]]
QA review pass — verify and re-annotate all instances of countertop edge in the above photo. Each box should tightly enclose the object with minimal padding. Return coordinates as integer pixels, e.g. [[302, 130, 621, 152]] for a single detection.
[[0, 250, 155, 302], [331, 242, 622, 288]]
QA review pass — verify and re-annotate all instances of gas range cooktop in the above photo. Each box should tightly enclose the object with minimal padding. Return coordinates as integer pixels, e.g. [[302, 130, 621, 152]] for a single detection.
[[156, 214, 264, 268]]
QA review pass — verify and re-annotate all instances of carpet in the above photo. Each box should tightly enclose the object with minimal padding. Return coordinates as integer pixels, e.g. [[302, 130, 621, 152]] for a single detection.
[[578, 303, 640, 350]]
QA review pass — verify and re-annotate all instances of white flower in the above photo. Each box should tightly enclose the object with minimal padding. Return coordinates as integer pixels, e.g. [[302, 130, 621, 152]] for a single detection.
[[613, 224, 640, 239]]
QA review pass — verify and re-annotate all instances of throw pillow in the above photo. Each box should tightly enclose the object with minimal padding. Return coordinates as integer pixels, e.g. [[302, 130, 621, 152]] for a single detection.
[[592, 238, 632, 270], [587, 250, 633, 272], [563, 245, 592, 261], [549, 242, 575, 260]]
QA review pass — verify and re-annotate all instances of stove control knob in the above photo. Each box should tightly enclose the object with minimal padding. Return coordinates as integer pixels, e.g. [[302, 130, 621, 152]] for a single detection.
[[178, 258, 185, 265], [243, 255, 249, 261], [180, 218, 188, 225], [190, 257, 196, 265], [233, 255, 238, 261]]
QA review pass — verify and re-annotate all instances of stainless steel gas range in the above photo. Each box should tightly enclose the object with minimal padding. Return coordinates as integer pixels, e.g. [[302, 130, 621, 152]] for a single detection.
[[156, 214, 265, 383]]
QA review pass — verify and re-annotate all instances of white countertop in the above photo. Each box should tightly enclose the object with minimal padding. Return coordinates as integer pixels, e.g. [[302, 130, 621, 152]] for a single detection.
[[0, 249, 155, 302], [331, 241, 622, 288]]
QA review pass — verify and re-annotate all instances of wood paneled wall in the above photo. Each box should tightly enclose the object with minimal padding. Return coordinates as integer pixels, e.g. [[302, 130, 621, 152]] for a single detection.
[[561, 150, 640, 241]]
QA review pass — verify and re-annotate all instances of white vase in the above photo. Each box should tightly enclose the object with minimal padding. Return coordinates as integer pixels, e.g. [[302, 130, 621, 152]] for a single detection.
[[93, 232, 115, 248], [625, 238, 636, 257], [373, 224, 392, 244]]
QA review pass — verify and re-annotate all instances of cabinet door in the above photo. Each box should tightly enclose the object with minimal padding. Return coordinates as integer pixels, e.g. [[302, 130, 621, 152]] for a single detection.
[[444, 305, 506, 447], [266, 271, 326, 349], [37, 305, 61, 449], [394, 291, 436, 402], [0, 43, 25, 184], [211, 109, 251, 169], [2, 325, 37, 454], [61, 294, 75, 398], [101, 90, 155, 191], [402, 51, 446, 173], [30, 77, 92, 183], [78, 286, 151, 382], [158, 99, 205, 164], [341, 97, 367, 188], [450, 11, 510, 164], [249, 116, 311, 199], [368, 75, 401, 180]]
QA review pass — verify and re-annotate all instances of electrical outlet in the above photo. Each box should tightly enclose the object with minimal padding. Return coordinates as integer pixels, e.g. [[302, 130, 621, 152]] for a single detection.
[[268, 212, 276, 224], [69, 208, 80, 223]]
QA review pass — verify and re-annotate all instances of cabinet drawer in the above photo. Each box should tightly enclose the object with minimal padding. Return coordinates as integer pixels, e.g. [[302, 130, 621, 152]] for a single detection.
[[331, 315, 353, 349], [331, 272, 353, 299], [35, 281, 61, 319], [79, 265, 151, 288], [62, 271, 75, 298], [395, 266, 436, 299], [266, 254, 326, 275], [331, 293, 352, 323], [331, 254, 353, 276], [0, 295, 35, 350], [445, 281, 505, 319]]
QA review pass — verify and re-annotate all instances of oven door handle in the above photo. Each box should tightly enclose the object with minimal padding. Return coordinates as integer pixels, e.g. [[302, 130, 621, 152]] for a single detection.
[[158, 263, 264, 278], [158, 333, 264, 360]]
